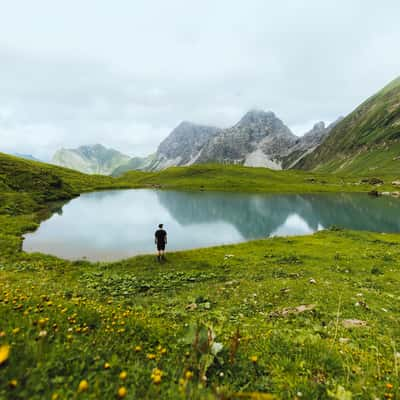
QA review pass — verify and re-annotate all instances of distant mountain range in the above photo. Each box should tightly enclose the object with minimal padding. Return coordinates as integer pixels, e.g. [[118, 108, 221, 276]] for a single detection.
[[52, 144, 131, 175], [48, 75, 400, 176], [122, 111, 340, 174], [12, 153, 41, 162]]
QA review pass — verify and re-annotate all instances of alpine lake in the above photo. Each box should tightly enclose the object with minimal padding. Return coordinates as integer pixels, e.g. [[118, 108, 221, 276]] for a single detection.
[[23, 189, 400, 261]]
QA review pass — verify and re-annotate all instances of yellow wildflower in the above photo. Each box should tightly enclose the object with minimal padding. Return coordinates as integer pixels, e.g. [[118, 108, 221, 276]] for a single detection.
[[185, 370, 194, 380], [134, 345, 142, 352], [104, 362, 111, 369], [151, 367, 163, 384], [147, 353, 156, 360], [119, 371, 127, 380], [250, 355, 258, 363], [0, 345, 10, 365], [118, 387, 127, 398], [78, 379, 89, 392]]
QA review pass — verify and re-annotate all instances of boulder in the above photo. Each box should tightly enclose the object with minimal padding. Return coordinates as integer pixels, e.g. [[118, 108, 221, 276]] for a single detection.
[[342, 319, 367, 328], [361, 177, 384, 185]]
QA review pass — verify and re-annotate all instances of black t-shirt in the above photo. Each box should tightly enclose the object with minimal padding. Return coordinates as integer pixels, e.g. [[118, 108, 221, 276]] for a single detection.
[[155, 229, 167, 244]]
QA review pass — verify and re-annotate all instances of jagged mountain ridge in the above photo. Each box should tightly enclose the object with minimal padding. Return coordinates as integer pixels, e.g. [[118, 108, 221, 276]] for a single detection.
[[281, 118, 343, 169], [147, 121, 220, 171], [195, 110, 297, 169], [135, 110, 335, 173], [52, 144, 130, 175], [51, 111, 338, 176]]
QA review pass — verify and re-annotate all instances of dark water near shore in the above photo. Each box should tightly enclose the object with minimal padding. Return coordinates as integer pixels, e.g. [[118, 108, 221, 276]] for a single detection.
[[23, 189, 400, 261]]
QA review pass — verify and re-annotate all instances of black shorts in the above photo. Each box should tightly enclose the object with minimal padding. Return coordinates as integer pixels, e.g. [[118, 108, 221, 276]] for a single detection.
[[157, 243, 166, 251]]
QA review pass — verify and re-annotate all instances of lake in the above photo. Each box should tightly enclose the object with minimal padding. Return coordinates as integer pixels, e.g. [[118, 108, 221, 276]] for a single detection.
[[23, 189, 400, 261]]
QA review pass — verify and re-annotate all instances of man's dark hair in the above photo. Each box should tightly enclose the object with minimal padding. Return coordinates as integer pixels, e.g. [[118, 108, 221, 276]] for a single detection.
[[158, 224, 163, 228]]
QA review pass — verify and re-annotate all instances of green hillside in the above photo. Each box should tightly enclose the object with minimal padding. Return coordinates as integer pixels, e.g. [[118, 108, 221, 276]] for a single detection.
[[0, 153, 135, 248], [295, 76, 400, 174], [118, 163, 396, 193]]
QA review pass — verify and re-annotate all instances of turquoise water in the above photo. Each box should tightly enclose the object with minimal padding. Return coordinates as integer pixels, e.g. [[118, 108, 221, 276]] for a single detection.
[[23, 189, 400, 261]]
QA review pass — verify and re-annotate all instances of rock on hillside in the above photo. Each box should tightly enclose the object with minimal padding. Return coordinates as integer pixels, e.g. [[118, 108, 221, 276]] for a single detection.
[[52, 144, 130, 175], [148, 121, 220, 170], [195, 110, 297, 169]]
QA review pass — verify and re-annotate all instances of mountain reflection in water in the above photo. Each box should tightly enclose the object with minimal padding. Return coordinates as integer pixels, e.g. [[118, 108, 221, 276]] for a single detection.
[[23, 189, 400, 261]]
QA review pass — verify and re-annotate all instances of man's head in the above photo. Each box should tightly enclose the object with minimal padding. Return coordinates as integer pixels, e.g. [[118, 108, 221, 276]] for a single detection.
[[158, 224, 163, 229]]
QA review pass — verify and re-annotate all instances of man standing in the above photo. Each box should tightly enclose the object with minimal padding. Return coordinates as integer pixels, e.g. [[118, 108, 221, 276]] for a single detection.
[[154, 223, 167, 262]]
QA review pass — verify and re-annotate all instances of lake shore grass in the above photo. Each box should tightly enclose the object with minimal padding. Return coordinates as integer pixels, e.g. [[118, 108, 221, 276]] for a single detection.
[[1, 152, 400, 399]]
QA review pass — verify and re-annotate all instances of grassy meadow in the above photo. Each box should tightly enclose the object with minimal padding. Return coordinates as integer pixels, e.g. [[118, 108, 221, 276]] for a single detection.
[[1, 152, 400, 399]]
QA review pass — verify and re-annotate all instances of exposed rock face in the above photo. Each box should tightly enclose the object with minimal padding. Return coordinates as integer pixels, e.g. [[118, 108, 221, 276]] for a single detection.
[[149, 121, 220, 170], [52, 144, 130, 175], [50, 110, 344, 176], [196, 110, 297, 169], [141, 110, 340, 172], [282, 118, 343, 169]]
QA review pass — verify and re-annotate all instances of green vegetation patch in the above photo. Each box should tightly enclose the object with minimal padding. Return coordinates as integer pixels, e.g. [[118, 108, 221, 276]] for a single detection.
[[1, 152, 400, 399]]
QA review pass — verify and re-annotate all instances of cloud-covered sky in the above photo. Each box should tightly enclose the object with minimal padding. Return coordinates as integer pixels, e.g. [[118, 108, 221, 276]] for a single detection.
[[1, 0, 399, 160]]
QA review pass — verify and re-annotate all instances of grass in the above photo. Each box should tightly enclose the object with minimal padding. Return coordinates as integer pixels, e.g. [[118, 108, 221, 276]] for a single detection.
[[1, 152, 400, 399], [2, 231, 400, 399], [306, 142, 400, 176], [118, 164, 399, 194]]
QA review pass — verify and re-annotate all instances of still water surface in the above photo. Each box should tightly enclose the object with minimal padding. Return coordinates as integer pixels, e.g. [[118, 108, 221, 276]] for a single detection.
[[23, 189, 400, 261]]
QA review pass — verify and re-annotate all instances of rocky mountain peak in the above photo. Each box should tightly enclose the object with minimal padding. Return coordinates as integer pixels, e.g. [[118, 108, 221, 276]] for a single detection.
[[233, 109, 295, 141], [312, 121, 325, 131], [174, 121, 197, 130], [303, 121, 326, 139], [236, 109, 277, 127], [149, 122, 220, 170], [158, 122, 219, 152]]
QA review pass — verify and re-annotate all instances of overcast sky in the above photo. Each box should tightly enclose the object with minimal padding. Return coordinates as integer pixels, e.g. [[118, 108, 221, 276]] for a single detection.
[[1, 0, 399, 160]]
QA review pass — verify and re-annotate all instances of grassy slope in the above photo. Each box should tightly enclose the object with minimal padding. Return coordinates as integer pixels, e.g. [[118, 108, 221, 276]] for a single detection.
[[1, 153, 400, 399], [295, 76, 400, 174], [118, 164, 398, 193]]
